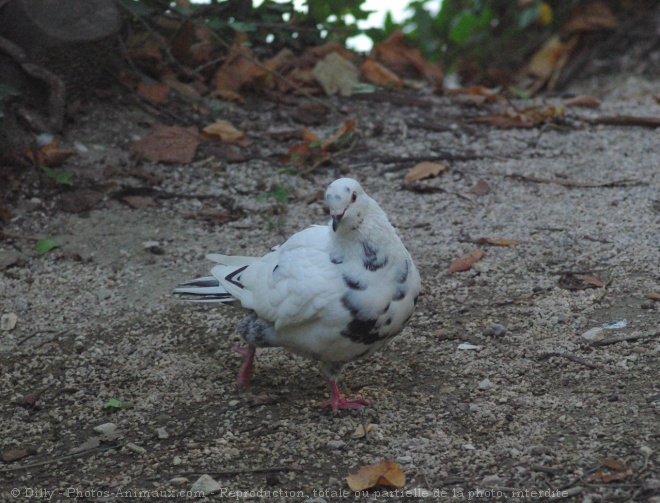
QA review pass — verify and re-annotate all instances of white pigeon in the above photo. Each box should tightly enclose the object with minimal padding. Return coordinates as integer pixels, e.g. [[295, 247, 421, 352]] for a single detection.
[[174, 178, 421, 412]]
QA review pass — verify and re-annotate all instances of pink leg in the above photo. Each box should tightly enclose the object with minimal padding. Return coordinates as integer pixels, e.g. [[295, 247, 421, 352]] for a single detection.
[[320, 380, 369, 412], [233, 343, 256, 390]]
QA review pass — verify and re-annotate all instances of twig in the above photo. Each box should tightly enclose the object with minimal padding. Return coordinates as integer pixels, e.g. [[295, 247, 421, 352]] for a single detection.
[[17, 327, 73, 346], [538, 352, 598, 369], [177, 466, 303, 477], [592, 333, 655, 347], [0, 445, 121, 473], [506, 173, 642, 188], [593, 115, 660, 128]]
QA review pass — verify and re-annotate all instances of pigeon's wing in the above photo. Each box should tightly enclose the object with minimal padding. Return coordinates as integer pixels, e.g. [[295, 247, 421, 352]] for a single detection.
[[215, 225, 342, 328]]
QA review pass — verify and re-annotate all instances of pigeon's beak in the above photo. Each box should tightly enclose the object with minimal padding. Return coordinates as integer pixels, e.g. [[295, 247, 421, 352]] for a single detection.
[[331, 209, 345, 232]]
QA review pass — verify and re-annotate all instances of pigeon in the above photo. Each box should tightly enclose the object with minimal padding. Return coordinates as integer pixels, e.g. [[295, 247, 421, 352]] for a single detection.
[[174, 178, 421, 412]]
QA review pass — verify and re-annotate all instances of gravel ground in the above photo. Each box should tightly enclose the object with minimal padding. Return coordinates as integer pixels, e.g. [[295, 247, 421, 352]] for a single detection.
[[1, 74, 659, 503]]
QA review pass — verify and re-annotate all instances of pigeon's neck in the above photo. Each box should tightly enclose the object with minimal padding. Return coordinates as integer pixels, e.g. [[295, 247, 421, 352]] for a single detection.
[[331, 199, 398, 250]]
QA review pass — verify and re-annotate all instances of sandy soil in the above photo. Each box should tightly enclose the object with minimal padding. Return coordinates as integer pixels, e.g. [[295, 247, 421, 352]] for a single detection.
[[1, 73, 659, 502]]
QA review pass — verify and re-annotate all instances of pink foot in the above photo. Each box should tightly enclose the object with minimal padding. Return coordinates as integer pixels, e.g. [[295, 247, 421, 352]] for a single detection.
[[233, 343, 255, 390], [320, 380, 369, 412]]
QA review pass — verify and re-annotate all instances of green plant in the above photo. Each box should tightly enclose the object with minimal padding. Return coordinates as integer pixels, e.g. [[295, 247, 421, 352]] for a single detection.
[[258, 183, 289, 233], [35, 239, 60, 255], [41, 165, 74, 186]]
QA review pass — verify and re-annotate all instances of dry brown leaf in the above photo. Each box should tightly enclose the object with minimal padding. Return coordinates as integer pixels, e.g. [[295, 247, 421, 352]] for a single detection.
[[121, 196, 157, 209], [370, 30, 443, 83], [346, 460, 405, 492], [448, 249, 485, 273], [525, 34, 578, 91], [471, 105, 564, 128], [202, 120, 245, 142], [558, 272, 605, 290], [131, 125, 200, 164], [285, 120, 355, 167], [136, 81, 170, 105], [588, 468, 633, 483], [563, 95, 601, 108], [213, 89, 245, 104], [24, 138, 77, 167], [361, 59, 403, 88], [602, 458, 627, 471], [352, 423, 373, 438], [404, 161, 448, 182], [212, 45, 267, 93], [644, 292, 660, 300], [566, 1, 618, 33]]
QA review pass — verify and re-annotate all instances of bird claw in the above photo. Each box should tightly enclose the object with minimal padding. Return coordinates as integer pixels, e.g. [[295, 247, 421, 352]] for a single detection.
[[322, 380, 369, 412], [321, 396, 369, 412], [233, 343, 255, 390]]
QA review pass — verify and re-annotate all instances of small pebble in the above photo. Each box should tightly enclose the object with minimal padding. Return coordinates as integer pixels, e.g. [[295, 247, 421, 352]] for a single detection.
[[581, 327, 605, 342], [326, 440, 346, 450], [97, 288, 112, 301], [169, 477, 189, 485], [396, 455, 413, 464], [124, 442, 146, 455], [1, 313, 18, 331], [479, 378, 493, 390], [156, 427, 169, 439], [191, 474, 222, 495], [483, 323, 506, 337]]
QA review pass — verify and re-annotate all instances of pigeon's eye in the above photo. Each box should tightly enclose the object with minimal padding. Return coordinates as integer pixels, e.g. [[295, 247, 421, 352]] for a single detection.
[[351, 191, 357, 203]]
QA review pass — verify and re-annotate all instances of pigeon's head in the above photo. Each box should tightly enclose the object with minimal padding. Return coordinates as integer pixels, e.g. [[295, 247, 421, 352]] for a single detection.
[[325, 178, 367, 232]]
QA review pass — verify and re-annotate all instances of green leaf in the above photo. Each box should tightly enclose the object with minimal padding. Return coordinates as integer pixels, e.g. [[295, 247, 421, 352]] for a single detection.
[[35, 239, 59, 255], [449, 8, 492, 45], [103, 398, 132, 409], [229, 21, 258, 32], [54, 171, 74, 186], [41, 165, 74, 186], [309, 139, 324, 148]]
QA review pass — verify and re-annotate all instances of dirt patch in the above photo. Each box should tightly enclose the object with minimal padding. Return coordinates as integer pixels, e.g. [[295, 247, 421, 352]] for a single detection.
[[1, 77, 659, 502]]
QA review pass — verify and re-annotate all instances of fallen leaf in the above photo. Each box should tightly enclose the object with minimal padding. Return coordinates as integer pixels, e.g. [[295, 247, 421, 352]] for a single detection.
[[563, 95, 601, 108], [122, 196, 157, 209], [312, 52, 359, 96], [370, 30, 443, 83], [448, 249, 485, 273], [470, 105, 564, 128], [346, 460, 405, 492], [558, 272, 605, 290], [475, 238, 520, 246], [285, 120, 355, 167], [446, 85, 501, 106], [202, 120, 245, 142], [471, 179, 491, 196], [404, 161, 448, 182], [602, 458, 627, 471], [291, 102, 329, 126], [566, 1, 618, 33], [644, 292, 660, 300], [588, 468, 633, 483], [136, 81, 170, 105], [212, 44, 267, 93], [361, 59, 403, 88], [352, 423, 373, 439], [35, 239, 59, 255], [24, 138, 78, 167], [525, 34, 579, 91], [131, 125, 200, 164]]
